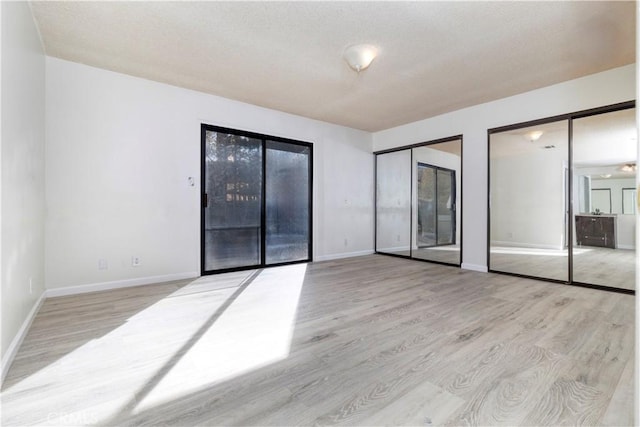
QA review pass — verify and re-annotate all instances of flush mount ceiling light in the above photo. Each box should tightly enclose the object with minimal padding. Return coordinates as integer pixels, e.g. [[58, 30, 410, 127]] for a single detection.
[[343, 44, 378, 72], [620, 163, 637, 172], [524, 130, 544, 142]]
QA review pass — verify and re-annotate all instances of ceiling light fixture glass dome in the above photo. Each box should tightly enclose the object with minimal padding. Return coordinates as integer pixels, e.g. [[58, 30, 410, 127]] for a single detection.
[[343, 44, 378, 72]]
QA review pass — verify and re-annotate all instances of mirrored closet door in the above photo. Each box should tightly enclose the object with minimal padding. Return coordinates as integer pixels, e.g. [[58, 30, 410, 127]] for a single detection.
[[488, 102, 636, 292], [376, 137, 462, 266]]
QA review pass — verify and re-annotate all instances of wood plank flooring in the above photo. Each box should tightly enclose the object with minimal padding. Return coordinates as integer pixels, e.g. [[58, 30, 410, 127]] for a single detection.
[[1, 255, 635, 426], [384, 245, 461, 265], [490, 246, 635, 290]]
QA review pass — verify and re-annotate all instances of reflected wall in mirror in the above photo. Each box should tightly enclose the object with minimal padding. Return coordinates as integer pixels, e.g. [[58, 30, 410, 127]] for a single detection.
[[411, 140, 461, 265], [376, 150, 411, 256], [489, 120, 569, 281], [572, 107, 636, 290]]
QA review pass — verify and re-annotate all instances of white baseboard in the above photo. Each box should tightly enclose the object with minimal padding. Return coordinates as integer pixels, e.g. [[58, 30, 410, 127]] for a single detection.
[[1, 291, 46, 385], [461, 263, 488, 273], [45, 272, 199, 298], [314, 250, 374, 262], [617, 244, 635, 250], [2, 272, 198, 384], [490, 240, 562, 250], [375, 246, 410, 253]]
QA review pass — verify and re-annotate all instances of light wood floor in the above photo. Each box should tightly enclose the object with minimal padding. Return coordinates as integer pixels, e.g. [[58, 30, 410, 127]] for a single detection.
[[1, 255, 635, 426], [490, 246, 636, 290], [385, 245, 461, 265]]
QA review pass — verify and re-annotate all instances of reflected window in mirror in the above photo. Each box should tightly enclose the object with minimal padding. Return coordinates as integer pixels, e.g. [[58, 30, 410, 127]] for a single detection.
[[622, 188, 637, 214], [590, 188, 612, 214]]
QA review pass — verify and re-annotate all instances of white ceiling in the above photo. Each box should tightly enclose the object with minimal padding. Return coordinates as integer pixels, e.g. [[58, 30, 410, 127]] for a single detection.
[[30, 1, 636, 132]]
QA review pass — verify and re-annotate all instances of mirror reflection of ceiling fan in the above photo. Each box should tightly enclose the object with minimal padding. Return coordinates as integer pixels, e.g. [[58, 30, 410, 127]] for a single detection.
[[620, 163, 636, 173]]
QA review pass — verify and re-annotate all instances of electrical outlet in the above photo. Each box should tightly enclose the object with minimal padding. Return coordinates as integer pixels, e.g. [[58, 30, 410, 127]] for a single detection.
[[29, 278, 33, 294], [132, 256, 141, 267], [344, 238, 348, 247], [98, 258, 108, 270]]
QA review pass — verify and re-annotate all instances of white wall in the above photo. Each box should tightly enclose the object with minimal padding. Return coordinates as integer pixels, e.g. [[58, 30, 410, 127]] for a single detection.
[[490, 130, 568, 250], [1, 1, 46, 372], [45, 57, 373, 291], [373, 64, 636, 271]]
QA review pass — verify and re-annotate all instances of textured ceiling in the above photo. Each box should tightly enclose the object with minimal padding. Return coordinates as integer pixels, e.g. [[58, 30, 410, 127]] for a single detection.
[[30, 1, 636, 132]]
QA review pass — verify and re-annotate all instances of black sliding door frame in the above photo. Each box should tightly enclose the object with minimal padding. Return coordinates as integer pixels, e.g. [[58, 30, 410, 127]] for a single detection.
[[201, 124, 313, 275], [487, 100, 635, 295]]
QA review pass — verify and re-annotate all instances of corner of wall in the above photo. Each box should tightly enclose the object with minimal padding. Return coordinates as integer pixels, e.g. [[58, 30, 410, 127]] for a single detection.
[[461, 263, 488, 273], [1, 0, 47, 378], [0, 290, 46, 385]]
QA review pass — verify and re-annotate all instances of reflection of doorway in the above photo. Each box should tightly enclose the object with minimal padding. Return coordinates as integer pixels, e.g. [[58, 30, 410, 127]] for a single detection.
[[417, 163, 456, 248]]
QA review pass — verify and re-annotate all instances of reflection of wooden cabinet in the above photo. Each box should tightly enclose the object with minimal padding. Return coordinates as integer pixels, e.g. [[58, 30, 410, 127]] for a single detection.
[[575, 215, 616, 249]]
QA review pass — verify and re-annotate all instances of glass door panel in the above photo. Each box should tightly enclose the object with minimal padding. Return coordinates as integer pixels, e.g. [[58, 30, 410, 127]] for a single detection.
[[265, 141, 311, 264], [376, 150, 411, 256], [489, 120, 569, 281], [572, 107, 636, 290], [203, 130, 262, 271]]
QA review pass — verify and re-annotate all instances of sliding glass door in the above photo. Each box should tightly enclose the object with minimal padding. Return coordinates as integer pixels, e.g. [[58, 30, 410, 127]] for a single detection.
[[265, 141, 311, 264], [202, 131, 262, 271], [202, 125, 312, 274]]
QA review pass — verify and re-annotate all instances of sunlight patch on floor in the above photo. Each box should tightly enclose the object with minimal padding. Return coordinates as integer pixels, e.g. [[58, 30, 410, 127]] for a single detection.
[[1, 265, 306, 426], [132, 263, 307, 413]]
